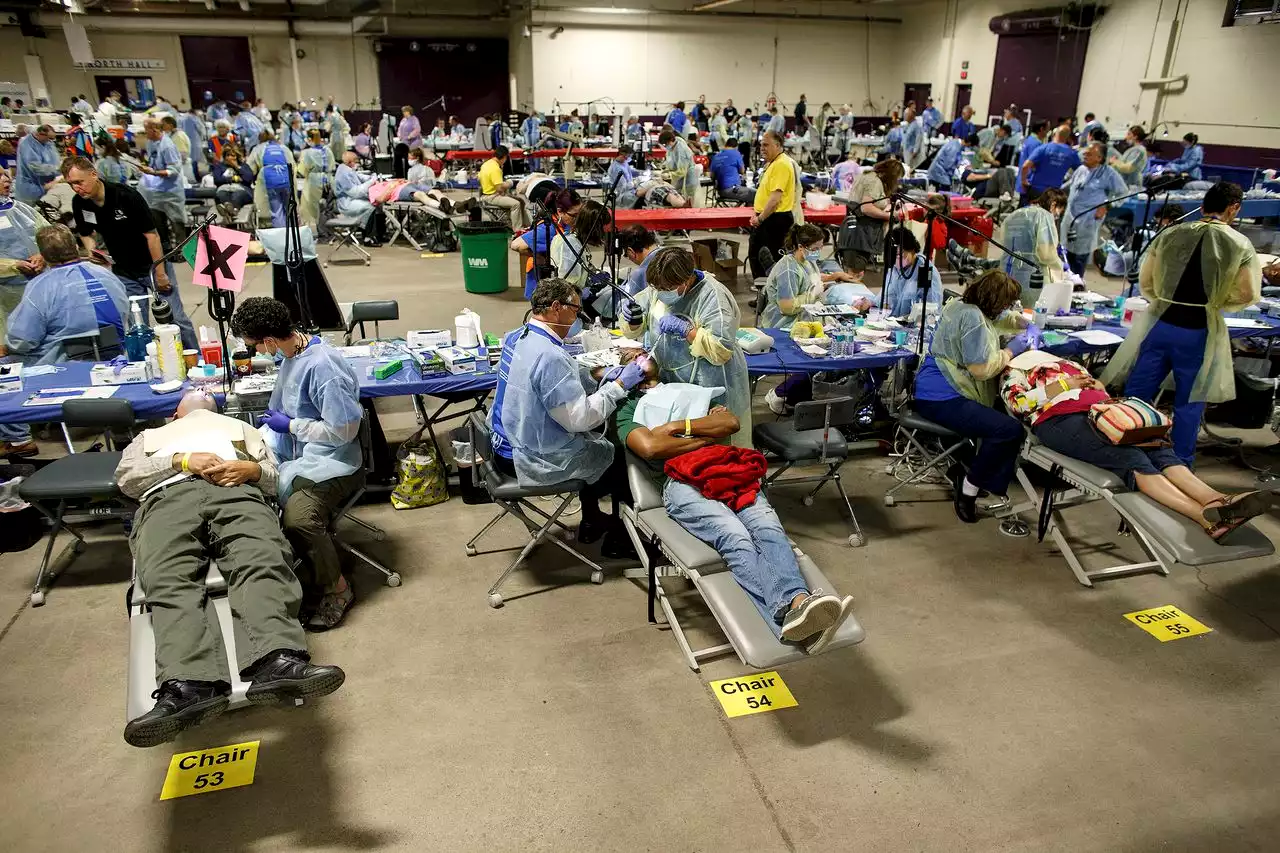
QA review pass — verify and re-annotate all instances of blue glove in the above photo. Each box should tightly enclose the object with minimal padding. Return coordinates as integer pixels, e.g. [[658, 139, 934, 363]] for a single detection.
[[1024, 322, 1043, 348], [657, 314, 694, 338], [1006, 333, 1032, 357], [622, 299, 644, 326], [259, 408, 293, 434], [614, 358, 648, 391]]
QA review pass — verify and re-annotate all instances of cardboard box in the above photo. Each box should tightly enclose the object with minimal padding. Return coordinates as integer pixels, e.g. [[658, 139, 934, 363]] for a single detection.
[[433, 346, 477, 375], [0, 363, 21, 394], [89, 362, 151, 386], [407, 329, 453, 349], [691, 238, 744, 287]]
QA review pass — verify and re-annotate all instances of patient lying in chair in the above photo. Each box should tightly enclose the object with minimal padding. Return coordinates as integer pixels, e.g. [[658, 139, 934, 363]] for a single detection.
[[1001, 356, 1275, 540], [115, 391, 345, 748], [611, 353, 855, 652]]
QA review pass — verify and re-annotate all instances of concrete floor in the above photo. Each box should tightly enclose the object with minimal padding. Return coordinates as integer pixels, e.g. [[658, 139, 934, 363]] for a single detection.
[[2, 236, 1280, 853]]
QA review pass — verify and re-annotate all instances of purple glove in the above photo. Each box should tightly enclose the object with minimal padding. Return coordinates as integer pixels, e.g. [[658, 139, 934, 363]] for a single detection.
[[622, 299, 644, 326], [1024, 322, 1043, 348], [657, 314, 693, 338], [1006, 333, 1032, 357], [259, 408, 293, 434], [614, 358, 648, 391]]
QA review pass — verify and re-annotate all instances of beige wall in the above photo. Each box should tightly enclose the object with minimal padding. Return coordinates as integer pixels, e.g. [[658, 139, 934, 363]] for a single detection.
[[249, 35, 380, 111]]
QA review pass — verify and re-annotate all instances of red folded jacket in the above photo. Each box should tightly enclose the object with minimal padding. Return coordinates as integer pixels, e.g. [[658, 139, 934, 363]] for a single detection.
[[664, 445, 768, 512]]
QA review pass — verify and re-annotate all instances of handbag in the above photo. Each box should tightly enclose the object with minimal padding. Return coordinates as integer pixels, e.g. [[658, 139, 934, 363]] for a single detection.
[[1089, 397, 1172, 445], [389, 428, 450, 510]]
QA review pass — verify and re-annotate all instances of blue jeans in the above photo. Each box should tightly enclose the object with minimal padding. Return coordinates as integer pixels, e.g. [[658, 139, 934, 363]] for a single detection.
[[266, 186, 290, 227], [117, 266, 198, 351], [1123, 319, 1208, 466], [913, 395, 1023, 496], [663, 480, 807, 636]]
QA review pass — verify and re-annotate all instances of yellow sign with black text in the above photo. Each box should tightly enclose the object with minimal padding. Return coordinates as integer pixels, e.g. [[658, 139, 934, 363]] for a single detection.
[[708, 671, 798, 718], [1124, 605, 1212, 642], [160, 740, 260, 800]]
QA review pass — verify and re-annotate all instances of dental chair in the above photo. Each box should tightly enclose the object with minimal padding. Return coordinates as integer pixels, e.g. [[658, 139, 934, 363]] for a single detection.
[[619, 452, 866, 672], [1015, 436, 1275, 587], [465, 412, 607, 608]]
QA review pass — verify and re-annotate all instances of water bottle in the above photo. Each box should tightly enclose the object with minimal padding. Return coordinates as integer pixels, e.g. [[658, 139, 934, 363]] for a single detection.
[[1033, 296, 1049, 329], [1082, 303, 1095, 329]]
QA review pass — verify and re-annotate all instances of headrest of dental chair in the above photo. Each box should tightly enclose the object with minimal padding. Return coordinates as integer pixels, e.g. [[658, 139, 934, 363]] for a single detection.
[[62, 398, 136, 433]]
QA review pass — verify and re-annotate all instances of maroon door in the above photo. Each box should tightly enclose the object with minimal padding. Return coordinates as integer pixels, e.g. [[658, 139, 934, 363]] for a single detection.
[[953, 84, 972, 117], [181, 36, 255, 108], [987, 31, 1089, 124], [903, 83, 932, 114], [376, 39, 509, 129]]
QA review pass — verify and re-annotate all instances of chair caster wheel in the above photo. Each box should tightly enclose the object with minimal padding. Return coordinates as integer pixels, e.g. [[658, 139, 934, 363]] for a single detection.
[[385, 572, 402, 587], [487, 593, 503, 608], [802, 496, 815, 507], [465, 545, 478, 556], [848, 534, 866, 547], [590, 570, 604, 585], [883, 495, 896, 507], [30, 591, 44, 607], [372, 530, 387, 541], [884, 464, 895, 475], [323, 262, 330, 268], [999, 518, 1030, 538]]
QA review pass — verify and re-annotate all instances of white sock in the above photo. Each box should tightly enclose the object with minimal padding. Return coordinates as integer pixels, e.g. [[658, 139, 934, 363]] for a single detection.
[[962, 477, 980, 497]]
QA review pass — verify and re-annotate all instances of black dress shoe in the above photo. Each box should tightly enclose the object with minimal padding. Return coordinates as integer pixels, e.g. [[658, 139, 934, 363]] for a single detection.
[[601, 526, 637, 559], [577, 515, 610, 545], [954, 479, 979, 524], [124, 679, 231, 748], [244, 650, 345, 706]]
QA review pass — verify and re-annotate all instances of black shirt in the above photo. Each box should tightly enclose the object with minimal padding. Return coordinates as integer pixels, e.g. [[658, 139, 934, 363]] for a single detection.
[[794, 100, 807, 121], [722, 105, 738, 125], [71, 182, 158, 280], [1160, 234, 1208, 329]]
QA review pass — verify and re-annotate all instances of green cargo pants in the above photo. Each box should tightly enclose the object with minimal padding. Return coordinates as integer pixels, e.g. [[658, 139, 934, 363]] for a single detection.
[[281, 470, 365, 595], [132, 478, 308, 684]]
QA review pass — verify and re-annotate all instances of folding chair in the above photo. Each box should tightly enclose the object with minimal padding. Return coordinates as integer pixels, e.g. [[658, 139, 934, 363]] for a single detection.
[[324, 215, 371, 267], [883, 407, 974, 507], [18, 398, 137, 606], [345, 300, 399, 345], [465, 412, 606, 608], [331, 412, 400, 587], [754, 394, 874, 547]]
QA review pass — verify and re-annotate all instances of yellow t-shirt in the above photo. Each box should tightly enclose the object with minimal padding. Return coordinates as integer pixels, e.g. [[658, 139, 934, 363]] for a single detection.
[[753, 154, 795, 214], [479, 158, 505, 195]]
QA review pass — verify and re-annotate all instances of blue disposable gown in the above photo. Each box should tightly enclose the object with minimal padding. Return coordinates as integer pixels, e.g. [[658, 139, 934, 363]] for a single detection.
[[181, 113, 208, 165], [662, 139, 698, 200], [491, 323, 625, 488], [1061, 164, 1127, 256], [622, 251, 656, 298], [262, 341, 363, 501], [1166, 145, 1204, 180], [882, 126, 903, 157], [607, 158, 638, 208], [883, 255, 943, 318], [15, 136, 59, 203], [234, 112, 264, 143], [998, 204, 1065, 304], [622, 270, 751, 446], [5, 262, 127, 364], [138, 134, 186, 225], [928, 138, 965, 187], [0, 197, 45, 287], [761, 253, 821, 330], [334, 163, 375, 226]]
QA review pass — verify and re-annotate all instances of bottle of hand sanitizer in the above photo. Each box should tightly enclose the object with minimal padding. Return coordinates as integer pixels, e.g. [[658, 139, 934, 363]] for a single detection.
[[124, 296, 153, 362]]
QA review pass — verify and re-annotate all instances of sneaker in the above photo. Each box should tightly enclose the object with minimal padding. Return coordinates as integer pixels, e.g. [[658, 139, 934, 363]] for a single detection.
[[244, 650, 346, 705], [1, 440, 38, 458], [805, 595, 856, 655], [765, 388, 787, 415], [124, 679, 231, 748], [780, 590, 842, 643], [438, 196, 454, 215]]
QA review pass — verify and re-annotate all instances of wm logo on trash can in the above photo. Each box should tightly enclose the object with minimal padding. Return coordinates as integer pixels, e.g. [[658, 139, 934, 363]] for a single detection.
[[467, 257, 489, 268]]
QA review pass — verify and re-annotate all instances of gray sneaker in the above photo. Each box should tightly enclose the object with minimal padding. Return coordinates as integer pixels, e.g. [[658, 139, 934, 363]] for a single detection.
[[805, 595, 856, 655], [780, 590, 842, 643]]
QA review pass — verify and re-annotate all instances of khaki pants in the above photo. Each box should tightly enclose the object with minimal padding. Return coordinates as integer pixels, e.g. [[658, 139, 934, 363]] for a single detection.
[[282, 470, 366, 595], [132, 479, 307, 684], [0, 283, 25, 343], [483, 193, 528, 230]]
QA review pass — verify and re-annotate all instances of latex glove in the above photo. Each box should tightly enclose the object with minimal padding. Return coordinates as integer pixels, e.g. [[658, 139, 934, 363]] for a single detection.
[[622, 300, 644, 326], [657, 314, 694, 338], [259, 409, 293, 434], [1007, 333, 1032, 357], [614, 358, 648, 391], [1024, 322, 1043, 348]]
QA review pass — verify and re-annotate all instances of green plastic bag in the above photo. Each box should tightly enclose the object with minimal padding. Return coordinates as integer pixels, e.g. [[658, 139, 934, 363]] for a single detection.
[[390, 429, 449, 510]]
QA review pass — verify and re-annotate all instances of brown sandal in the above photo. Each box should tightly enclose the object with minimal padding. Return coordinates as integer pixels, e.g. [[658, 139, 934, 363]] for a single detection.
[[1207, 515, 1251, 542], [1203, 491, 1274, 524], [305, 586, 355, 632]]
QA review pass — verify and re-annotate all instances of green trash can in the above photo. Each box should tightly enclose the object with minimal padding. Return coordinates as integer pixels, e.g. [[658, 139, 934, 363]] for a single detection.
[[457, 222, 511, 294]]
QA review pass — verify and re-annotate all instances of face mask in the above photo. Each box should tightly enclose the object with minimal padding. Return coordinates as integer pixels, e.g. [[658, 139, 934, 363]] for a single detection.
[[272, 348, 285, 363], [565, 317, 583, 339], [805, 250, 822, 264], [656, 289, 682, 305]]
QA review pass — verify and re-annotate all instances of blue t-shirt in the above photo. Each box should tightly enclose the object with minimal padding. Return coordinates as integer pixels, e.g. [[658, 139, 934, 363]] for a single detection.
[[519, 222, 559, 299], [913, 356, 960, 401], [710, 149, 744, 190], [1025, 142, 1081, 191]]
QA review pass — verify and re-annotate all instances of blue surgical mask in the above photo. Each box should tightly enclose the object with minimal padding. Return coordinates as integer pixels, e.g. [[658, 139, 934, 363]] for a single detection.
[[566, 317, 583, 339], [805, 250, 822, 264], [656, 289, 681, 305], [272, 349, 285, 363]]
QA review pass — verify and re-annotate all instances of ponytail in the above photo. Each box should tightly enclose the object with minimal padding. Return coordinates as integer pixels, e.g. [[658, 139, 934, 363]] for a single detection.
[[783, 222, 825, 253]]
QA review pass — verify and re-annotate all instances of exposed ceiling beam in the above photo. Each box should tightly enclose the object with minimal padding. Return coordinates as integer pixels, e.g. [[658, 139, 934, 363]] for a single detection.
[[692, 0, 746, 10]]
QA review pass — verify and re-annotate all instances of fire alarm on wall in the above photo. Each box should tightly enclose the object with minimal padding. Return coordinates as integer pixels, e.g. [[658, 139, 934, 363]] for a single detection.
[[960, 71, 968, 80]]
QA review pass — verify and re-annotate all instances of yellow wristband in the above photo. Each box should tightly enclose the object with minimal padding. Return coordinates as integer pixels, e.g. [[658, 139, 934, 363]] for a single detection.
[[181, 453, 191, 473], [685, 417, 692, 436], [1058, 378, 1070, 393]]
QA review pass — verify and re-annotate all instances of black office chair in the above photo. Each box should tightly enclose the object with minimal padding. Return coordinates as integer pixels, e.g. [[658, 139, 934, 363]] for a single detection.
[[345, 299, 399, 345], [330, 411, 400, 587], [62, 324, 124, 362], [753, 394, 872, 547], [18, 398, 137, 606]]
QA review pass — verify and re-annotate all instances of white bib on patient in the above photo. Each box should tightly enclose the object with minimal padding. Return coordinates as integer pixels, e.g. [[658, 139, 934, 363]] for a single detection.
[[631, 383, 726, 429]]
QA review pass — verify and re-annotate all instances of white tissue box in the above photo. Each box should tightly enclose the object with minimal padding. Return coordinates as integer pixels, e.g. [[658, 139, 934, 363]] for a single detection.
[[0, 363, 21, 394], [407, 329, 453, 349], [90, 362, 151, 385], [434, 346, 476, 375]]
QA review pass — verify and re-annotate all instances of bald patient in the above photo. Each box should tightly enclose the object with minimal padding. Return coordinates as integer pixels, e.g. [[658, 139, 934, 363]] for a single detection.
[[115, 391, 345, 748]]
